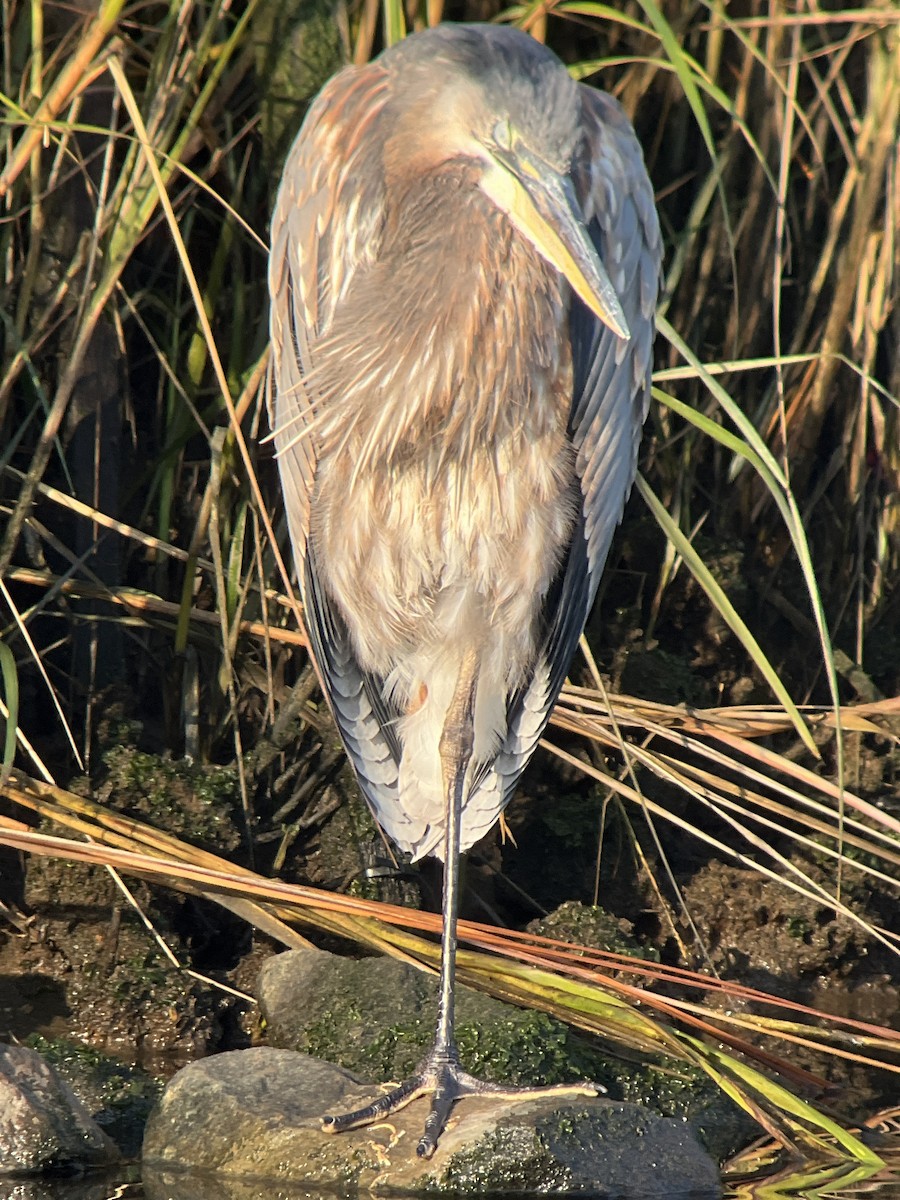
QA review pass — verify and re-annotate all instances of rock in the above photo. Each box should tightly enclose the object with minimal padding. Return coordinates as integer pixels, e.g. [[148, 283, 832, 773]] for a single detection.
[[0, 1044, 119, 1175], [257, 947, 607, 1089], [142, 1048, 721, 1195], [257, 946, 752, 1161], [527, 901, 659, 963], [24, 1036, 163, 1157]]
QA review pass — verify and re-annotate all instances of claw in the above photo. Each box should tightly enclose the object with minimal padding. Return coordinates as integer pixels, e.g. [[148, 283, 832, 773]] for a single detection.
[[322, 1046, 602, 1157]]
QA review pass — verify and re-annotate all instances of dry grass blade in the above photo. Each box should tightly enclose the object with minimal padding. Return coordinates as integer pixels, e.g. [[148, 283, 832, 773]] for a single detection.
[[4, 567, 307, 649], [0, 769, 895, 1167], [545, 685, 900, 955], [0, 0, 126, 199], [556, 691, 900, 850]]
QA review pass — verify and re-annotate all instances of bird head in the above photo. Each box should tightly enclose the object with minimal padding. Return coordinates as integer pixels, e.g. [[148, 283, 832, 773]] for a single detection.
[[383, 25, 630, 340]]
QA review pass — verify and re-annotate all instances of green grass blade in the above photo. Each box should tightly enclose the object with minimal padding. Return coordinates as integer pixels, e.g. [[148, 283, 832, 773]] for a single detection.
[[654, 319, 844, 761], [657, 316, 789, 485], [0, 641, 19, 787], [383, 0, 406, 47], [653, 387, 787, 501], [683, 1035, 884, 1167], [635, 474, 816, 755]]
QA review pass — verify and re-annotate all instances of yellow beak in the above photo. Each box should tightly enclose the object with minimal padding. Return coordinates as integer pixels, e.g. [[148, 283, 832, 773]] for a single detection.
[[480, 143, 630, 341]]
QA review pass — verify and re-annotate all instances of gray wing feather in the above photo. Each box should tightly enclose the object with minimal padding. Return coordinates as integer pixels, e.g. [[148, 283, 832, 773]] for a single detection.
[[473, 86, 662, 827], [268, 64, 412, 849]]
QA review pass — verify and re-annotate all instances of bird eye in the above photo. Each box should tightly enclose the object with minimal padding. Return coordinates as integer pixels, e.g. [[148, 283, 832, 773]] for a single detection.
[[492, 119, 513, 149]]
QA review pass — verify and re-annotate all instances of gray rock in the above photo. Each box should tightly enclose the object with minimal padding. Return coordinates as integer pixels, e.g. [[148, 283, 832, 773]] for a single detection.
[[22, 1037, 162, 1158], [258, 947, 752, 1162], [257, 947, 608, 1089], [0, 1045, 119, 1175], [142, 1048, 721, 1195]]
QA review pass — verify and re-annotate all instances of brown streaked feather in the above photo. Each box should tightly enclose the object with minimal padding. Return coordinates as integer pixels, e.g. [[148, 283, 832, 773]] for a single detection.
[[267, 61, 390, 567]]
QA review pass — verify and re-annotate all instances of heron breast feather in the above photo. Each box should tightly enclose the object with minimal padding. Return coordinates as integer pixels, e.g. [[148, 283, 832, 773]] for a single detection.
[[312, 432, 577, 699]]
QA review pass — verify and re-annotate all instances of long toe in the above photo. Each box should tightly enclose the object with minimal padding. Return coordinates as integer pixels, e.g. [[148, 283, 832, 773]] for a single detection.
[[321, 1074, 430, 1132], [417, 1070, 459, 1158], [323, 1057, 602, 1156], [416, 1065, 601, 1158]]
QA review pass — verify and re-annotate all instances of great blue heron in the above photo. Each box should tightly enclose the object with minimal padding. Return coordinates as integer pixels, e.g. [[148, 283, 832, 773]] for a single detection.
[[268, 22, 661, 1158]]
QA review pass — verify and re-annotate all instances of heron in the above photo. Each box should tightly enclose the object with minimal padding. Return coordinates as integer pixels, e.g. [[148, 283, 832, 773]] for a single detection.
[[267, 22, 661, 1158]]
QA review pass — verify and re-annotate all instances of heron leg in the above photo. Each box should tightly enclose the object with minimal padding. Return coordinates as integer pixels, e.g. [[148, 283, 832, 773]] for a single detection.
[[432, 645, 480, 1062], [322, 647, 598, 1157]]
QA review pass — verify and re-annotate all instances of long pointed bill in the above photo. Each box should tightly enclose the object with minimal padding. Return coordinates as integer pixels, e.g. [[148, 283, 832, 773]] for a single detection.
[[480, 146, 630, 341]]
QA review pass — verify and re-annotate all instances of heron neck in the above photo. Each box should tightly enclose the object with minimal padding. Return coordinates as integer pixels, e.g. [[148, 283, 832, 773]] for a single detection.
[[310, 179, 571, 475]]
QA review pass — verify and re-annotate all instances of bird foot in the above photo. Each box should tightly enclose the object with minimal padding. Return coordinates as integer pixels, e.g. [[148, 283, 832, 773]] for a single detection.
[[322, 1049, 601, 1159]]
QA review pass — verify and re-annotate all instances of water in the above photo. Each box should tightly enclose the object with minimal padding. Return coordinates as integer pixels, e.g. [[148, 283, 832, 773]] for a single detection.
[[2, 1156, 898, 1200]]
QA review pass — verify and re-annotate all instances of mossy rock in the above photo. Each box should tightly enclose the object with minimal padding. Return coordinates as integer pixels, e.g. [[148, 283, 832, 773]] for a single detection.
[[256, 947, 754, 1160], [258, 948, 602, 1088], [25, 1036, 162, 1157], [253, 0, 344, 173], [142, 1049, 721, 1194], [528, 899, 659, 961]]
